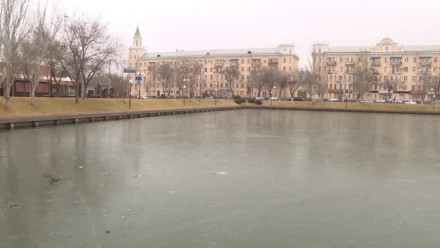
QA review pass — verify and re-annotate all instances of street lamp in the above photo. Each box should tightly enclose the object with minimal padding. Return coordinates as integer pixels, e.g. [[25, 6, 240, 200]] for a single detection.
[[271, 85, 277, 106], [183, 84, 187, 106], [215, 88, 218, 105], [345, 93, 348, 109], [129, 80, 133, 108], [433, 94, 436, 110]]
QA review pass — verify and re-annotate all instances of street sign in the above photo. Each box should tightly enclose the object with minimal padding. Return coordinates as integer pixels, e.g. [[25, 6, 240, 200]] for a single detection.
[[124, 68, 137, 73]]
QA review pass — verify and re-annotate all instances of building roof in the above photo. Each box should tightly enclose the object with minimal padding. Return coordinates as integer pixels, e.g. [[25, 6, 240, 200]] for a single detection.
[[139, 47, 298, 60], [327, 45, 440, 53], [134, 27, 141, 37]]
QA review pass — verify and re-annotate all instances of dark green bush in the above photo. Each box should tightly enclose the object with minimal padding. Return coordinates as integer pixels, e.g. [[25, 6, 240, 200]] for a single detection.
[[247, 98, 256, 103], [255, 99, 263, 105]]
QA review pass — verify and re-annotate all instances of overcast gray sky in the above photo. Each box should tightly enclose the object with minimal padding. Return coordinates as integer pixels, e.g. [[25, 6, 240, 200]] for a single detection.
[[57, 0, 439, 67]]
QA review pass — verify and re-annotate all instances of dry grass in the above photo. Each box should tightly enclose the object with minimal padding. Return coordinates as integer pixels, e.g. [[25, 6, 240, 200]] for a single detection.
[[0, 97, 238, 117], [262, 100, 440, 112]]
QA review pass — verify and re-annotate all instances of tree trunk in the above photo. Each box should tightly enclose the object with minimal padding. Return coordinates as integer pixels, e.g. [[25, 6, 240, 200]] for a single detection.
[[75, 83, 79, 103], [31, 87, 36, 106], [3, 83, 12, 110], [81, 82, 87, 99]]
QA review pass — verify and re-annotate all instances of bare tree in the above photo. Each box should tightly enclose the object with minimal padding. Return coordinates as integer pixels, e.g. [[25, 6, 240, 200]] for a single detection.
[[22, 3, 61, 106], [174, 62, 190, 97], [304, 59, 327, 100], [276, 72, 289, 98], [382, 77, 401, 101], [287, 71, 303, 99], [221, 61, 240, 97], [432, 75, 440, 101], [417, 74, 433, 104], [61, 13, 121, 103], [0, 0, 34, 109], [352, 54, 376, 101], [257, 67, 278, 98], [157, 63, 174, 96]]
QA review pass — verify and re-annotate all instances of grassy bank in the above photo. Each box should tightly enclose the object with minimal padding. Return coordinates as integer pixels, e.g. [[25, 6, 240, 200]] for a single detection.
[[260, 100, 440, 112], [0, 97, 238, 117]]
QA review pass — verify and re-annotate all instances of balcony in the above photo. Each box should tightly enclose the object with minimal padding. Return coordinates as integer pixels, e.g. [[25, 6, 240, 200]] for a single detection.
[[251, 61, 262, 67], [420, 61, 432, 67], [268, 61, 278, 67], [345, 61, 355, 67], [327, 61, 337, 67], [371, 61, 381, 67], [391, 60, 402, 67], [422, 70, 432, 75], [371, 69, 380, 75]]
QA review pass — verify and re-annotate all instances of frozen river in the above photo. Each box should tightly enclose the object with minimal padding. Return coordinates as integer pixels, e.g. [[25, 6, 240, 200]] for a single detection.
[[1, 109, 440, 247]]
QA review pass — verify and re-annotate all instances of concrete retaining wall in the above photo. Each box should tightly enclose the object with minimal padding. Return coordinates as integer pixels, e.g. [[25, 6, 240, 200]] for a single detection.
[[0, 106, 243, 130]]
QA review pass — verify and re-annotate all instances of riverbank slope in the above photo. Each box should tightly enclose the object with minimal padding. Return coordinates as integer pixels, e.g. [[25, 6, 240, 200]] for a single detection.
[[0, 98, 237, 117]]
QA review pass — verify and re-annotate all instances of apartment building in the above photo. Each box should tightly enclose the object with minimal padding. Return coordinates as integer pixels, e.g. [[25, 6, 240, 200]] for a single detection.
[[128, 27, 300, 98], [313, 38, 440, 101]]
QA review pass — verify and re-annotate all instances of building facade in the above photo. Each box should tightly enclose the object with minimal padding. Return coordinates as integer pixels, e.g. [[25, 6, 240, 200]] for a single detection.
[[313, 38, 440, 101], [128, 27, 301, 98]]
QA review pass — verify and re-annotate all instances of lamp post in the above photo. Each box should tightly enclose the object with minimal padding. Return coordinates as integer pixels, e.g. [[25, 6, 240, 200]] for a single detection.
[[345, 93, 348, 109], [433, 94, 436, 110], [129, 80, 132, 108], [183, 84, 187, 106], [271, 85, 277, 106], [215, 88, 218, 105]]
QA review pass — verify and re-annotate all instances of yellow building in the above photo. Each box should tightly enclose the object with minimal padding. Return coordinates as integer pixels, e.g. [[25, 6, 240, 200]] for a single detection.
[[313, 38, 440, 102], [128, 27, 300, 98]]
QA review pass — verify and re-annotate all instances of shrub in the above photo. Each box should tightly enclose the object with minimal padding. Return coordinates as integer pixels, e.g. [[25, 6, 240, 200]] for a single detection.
[[255, 99, 263, 105], [234, 98, 246, 105], [247, 98, 256, 104]]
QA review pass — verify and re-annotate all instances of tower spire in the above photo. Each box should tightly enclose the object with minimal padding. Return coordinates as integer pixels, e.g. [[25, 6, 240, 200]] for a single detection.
[[134, 25, 141, 37]]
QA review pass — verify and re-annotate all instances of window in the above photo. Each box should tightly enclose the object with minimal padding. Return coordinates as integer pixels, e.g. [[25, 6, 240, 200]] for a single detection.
[[284, 58, 286, 63], [413, 57, 417, 63], [339, 75, 343, 81], [263, 60, 267, 63], [210, 75, 213, 80], [412, 85, 415, 91], [329, 84, 332, 89], [205, 68, 207, 72], [210, 68, 213, 72], [236, 83, 239, 88], [384, 67, 387, 72], [412, 67, 416, 72], [435, 67, 438, 72], [435, 57, 439, 63], [404, 76, 408, 82], [210, 83, 213, 88], [241, 59, 244, 64], [241, 67, 244, 72], [385, 47, 389, 53], [405, 57, 409, 63], [204, 75, 207, 80], [411, 76, 416, 82], [247, 76, 250, 80], [339, 57, 343, 62], [216, 75, 219, 80], [248, 59, 250, 63], [225, 83, 228, 88], [241, 75, 244, 80], [340, 67, 343, 72], [289, 67, 291, 71], [241, 83, 244, 88], [385, 57, 388, 63], [283, 67, 286, 71]]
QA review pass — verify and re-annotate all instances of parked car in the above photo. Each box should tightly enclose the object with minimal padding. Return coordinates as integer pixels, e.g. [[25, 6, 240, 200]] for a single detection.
[[292, 97, 304, 101], [405, 101, 417, 105]]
